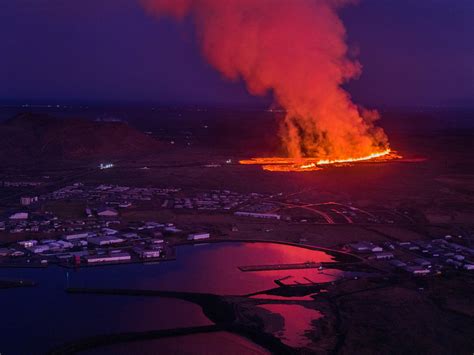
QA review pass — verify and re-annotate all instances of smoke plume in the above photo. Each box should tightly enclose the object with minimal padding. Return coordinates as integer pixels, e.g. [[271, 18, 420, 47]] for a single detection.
[[141, 0, 389, 160]]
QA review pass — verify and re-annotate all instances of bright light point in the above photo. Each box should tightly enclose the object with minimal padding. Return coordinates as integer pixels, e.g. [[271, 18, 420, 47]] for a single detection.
[[99, 163, 114, 170]]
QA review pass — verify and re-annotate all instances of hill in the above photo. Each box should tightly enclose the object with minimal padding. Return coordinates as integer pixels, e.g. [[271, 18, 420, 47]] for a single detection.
[[0, 113, 161, 161]]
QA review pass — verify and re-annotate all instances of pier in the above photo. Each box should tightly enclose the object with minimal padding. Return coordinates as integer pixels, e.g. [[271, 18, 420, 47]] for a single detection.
[[238, 261, 323, 272]]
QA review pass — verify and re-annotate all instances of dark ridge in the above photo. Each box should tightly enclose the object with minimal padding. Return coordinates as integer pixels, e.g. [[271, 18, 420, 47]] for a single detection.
[[0, 112, 161, 161]]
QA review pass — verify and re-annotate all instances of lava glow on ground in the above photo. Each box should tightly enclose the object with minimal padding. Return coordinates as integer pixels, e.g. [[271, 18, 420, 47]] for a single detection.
[[239, 149, 401, 172]]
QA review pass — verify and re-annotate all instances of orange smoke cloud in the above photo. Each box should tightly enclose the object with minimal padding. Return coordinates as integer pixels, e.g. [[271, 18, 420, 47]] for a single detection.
[[141, 0, 389, 160]]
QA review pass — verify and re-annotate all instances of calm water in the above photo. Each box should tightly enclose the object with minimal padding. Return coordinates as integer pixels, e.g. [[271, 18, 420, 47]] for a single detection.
[[0, 242, 341, 354], [258, 304, 323, 348], [83, 332, 270, 355]]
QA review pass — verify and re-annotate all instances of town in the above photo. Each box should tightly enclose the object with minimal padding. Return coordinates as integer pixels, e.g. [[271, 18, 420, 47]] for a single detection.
[[1, 180, 473, 278]]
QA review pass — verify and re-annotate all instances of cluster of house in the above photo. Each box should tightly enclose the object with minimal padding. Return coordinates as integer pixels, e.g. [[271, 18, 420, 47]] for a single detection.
[[0, 217, 211, 266], [1, 207, 124, 234], [0, 203, 216, 264], [40, 183, 181, 204], [164, 190, 264, 211], [2, 211, 58, 233], [232, 201, 282, 220], [347, 234, 474, 275], [9, 182, 272, 224], [234, 211, 281, 220], [35, 182, 268, 214], [0, 183, 182, 234], [1, 180, 42, 187], [0, 181, 224, 267]]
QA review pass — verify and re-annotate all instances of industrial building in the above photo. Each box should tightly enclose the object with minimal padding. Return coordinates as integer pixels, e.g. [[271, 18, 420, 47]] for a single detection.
[[134, 247, 161, 259], [62, 232, 89, 241], [17, 240, 37, 248], [348, 242, 383, 253], [20, 196, 38, 206], [404, 265, 430, 275], [88, 235, 124, 246], [97, 207, 118, 217], [0, 248, 11, 257], [188, 232, 210, 241], [373, 252, 394, 260], [414, 258, 431, 267], [9, 212, 28, 220], [26, 244, 50, 254], [390, 259, 407, 268], [234, 211, 281, 220], [84, 252, 131, 264]]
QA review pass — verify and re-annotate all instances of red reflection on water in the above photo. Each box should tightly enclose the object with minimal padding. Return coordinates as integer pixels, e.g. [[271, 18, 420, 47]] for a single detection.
[[258, 304, 323, 347], [250, 294, 317, 301], [136, 242, 341, 295]]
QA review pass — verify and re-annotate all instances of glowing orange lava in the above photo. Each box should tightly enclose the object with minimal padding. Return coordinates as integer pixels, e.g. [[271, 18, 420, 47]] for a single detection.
[[239, 149, 401, 172]]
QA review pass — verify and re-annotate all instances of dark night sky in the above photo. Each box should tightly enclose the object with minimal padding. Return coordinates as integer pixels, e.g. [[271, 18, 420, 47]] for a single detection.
[[1, 0, 473, 108]]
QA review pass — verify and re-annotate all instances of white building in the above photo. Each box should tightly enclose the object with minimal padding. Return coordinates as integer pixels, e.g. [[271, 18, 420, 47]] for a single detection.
[[73, 240, 88, 247], [188, 232, 210, 241], [414, 258, 431, 267], [63, 232, 89, 241], [99, 163, 114, 170], [10, 250, 25, 257], [85, 252, 130, 264], [88, 235, 124, 246], [373, 252, 394, 260], [165, 226, 182, 233], [26, 244, 50, 254], [0, 248, 11, 256], [145, 221, 164, 229], [97, 207, 118, 217], [102, 228, 119, 235], [20, 196, 38, 206], [18, 239, 37, 248], [55, 240, 74, 249], [134, 247, 161, 259], [446, 259, 463, 268], [404, 265, 430, 275], [9, 212, 28, 220], [122, 232, 139, 239], [234, 211, 281, 220], [348, 242, 382, 253], [390, 259, 407, 268]]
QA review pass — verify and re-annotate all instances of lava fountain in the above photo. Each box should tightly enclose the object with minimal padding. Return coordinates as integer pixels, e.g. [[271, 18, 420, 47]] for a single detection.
[[141, 0, 400, 171]]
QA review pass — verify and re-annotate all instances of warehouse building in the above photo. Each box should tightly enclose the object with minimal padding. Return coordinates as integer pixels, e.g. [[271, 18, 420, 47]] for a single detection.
[[20, 196, 38, 206], [84, 252, 131, 264], [188, 232, 210, 241], [97, 207, 118, 217], [62, 232, 89, 241], [88, 235, 124, 246], [348, 241, 383, 253], [234, 211, 281, 220]]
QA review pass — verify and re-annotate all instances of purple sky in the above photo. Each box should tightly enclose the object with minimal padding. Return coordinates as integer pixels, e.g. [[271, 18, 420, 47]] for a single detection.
[[1, 0, 473, 107]]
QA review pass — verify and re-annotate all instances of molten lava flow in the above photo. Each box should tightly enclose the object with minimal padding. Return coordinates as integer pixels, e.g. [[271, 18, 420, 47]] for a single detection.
[[316, 148, 392, 165], [240, 149, 401, 172]]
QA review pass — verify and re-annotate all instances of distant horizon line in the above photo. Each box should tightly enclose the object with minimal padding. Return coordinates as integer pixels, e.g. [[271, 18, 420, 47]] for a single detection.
[[1, 101, 473, 111]]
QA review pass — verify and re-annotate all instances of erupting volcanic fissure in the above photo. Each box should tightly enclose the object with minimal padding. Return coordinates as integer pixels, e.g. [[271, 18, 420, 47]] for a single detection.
[[240, 148, 400, 172], [141, 0, 395, 171]]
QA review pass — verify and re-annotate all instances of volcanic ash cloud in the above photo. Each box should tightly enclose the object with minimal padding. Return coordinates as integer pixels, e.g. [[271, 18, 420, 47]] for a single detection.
[[141, 0, 389, 160]]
